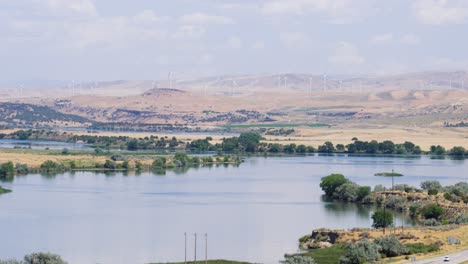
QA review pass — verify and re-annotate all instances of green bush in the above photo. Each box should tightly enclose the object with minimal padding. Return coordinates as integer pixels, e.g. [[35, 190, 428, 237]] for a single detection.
[[428, 189, 439, 195], [421, 204, 444, 220], [339, 239, 381, 264], [0, 161, 15, 178], [40, 160, 64, 172], [374, 235, 407, 257], [103, 160, 117, 170], [421, 180, 442, 191], [23, 252, 67, 264], [320, 174, 349, 197], [371, 209, 393, 229], [152, 157, 166, 169], [281, 255, 316, 264], [15, 163, 29, 174], [405, 243, 440, 254]]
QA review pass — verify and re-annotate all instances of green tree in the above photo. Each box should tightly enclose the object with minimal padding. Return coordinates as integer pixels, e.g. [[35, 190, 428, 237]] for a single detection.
[[371, 209, 393, 229], [318, 141, 335, 153], [23, 252, 67, 264], [103, 160, 117, 170], [421, 204, 444, 220], [320, 173, 349, 197], [420, 180, 442, 190], [449, 146, 466, 156], [0, 161, 15, 178], [127, 139, 139, 151]]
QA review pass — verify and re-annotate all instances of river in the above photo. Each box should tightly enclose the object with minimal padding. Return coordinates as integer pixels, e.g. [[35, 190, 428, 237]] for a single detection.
[[0, 154, 466, 263]]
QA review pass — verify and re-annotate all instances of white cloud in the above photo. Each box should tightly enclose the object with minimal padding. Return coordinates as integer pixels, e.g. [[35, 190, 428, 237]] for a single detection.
[[252, 41, 266, 50], [261, 0, 378, 24], [280, 32, 310, 49], [180, 12, 234, 25], [370, 33, 394, 45], [370, 33, 419, 45], [133, 10, 169, 24], [329, 42, 365, 66], [44, 0, 97, 17], [400, 34, 419, 45], [412, 0, 468, 25], [225, 36, 243, 49]]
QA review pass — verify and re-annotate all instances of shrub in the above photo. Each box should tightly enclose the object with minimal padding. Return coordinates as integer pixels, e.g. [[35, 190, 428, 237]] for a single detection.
[[103, 160, 117, 170], [421, 204, 444, 220], [40, 160, 64, 172], [374, 235, 408, 257], [356, 186, 371, 201], [374, 184, 386, 192], [174, 152, 189, 166], [384, 195, 406, 211], [0, 162, 15, 178], [320, 174, 349, 197], [421, 181, 442, 191], [335, 182, 360, 202], [409, 202, 422, 218], [23, 252, 67, 264], [152, 157, 166, 168], [405, 243, 440, 254], [281, 255, 316, 264], [339, 239, 381, 264], [423, 218, 441, 226], [110, 154, 125, 161], [15, 163, 29, 174], [135, 161, 143, 171], [371, 209, 393, 229], [428, 189, 439, 195]]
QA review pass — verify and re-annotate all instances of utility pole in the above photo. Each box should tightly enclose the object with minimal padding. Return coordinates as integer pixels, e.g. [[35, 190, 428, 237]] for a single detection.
[[194, 233, 197, 262], [392, 169, 394, 191], [205, 233, 208, 264]]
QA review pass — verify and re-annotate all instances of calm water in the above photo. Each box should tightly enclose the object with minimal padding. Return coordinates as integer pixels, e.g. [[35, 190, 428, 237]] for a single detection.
[[0, 155, 466, 264], [0, 139, 92, 150]]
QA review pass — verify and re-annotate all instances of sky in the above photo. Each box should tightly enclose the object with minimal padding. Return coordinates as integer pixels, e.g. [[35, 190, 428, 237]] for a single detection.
[[1, 0, 468, 81]]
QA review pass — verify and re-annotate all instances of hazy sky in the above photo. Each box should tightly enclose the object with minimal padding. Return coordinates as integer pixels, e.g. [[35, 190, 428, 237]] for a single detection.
[[1, 0, 468, 81]]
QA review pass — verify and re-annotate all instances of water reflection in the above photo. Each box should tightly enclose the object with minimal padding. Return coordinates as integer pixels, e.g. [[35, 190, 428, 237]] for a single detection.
[[0, 155, 465, 264]]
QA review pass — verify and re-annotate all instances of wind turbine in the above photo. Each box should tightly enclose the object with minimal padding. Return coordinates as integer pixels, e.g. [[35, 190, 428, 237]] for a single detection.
[[309, 76, 313, 96], [322, 73, 327, 92], [168, 72, 173, 89]]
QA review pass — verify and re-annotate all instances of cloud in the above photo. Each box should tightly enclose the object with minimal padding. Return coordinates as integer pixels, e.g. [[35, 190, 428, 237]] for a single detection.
[[225, 36, 243, 49], [412, 0, 468, 25], [279, 32, 311, 49], [133, 10, 169, 24], [261, 0, 378, 24], [400, 34, 419, 45], [329, 42, 365, 66], [369, 33, 420, 45], [180, 12, 234, 25], [252, 41, 266, 50], [370, 33, 394, 45], [44, 0, 98, 17]]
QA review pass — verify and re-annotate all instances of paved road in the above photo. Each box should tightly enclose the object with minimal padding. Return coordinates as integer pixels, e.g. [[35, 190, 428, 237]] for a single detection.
[[409, 249, 468, 264]]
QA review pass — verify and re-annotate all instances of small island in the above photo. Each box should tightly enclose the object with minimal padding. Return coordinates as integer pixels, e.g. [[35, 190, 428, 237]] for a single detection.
[[374, 172, 403, 177]]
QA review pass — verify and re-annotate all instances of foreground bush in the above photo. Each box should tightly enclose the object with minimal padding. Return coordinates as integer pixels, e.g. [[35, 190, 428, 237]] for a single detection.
[[281, 255, 316, 264], [405, 243, 440, 254], [374, 235, 408, 257], [0, 252, 67, 264], [339, 239, 381, 264]]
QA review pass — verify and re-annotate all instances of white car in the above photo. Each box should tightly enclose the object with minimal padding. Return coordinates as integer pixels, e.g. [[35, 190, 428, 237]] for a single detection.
[[443, 256, 450, 262]]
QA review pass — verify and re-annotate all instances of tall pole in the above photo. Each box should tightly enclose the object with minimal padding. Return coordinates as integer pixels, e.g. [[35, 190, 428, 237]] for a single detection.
[[194, 233, 197, 262], [185, 232, 187, 264], [205, 233, 208, 264]]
